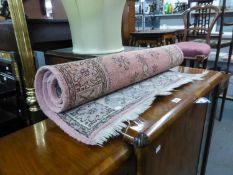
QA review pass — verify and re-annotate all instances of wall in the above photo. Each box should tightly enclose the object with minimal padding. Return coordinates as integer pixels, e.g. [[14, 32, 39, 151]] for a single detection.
[[160, 15, 184, 29]]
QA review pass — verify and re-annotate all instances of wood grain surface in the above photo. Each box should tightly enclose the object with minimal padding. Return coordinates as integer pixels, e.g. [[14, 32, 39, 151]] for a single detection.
[[0, 67, 226, 175]]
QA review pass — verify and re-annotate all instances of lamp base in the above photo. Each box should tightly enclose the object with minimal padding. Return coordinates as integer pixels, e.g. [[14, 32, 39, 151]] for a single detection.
[[62, 0, 126, 55]]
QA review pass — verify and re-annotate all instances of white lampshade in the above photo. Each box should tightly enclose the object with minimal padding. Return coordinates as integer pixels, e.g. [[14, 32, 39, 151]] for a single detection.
[[62, 0, 126, 55]]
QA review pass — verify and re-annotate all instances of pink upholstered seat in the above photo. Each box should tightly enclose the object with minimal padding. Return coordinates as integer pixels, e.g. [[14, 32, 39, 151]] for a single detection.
[[175, 41, 211, 59]]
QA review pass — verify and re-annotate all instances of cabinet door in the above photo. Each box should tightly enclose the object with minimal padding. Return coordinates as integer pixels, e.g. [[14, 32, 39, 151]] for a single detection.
[[136, 101, 208, 175]]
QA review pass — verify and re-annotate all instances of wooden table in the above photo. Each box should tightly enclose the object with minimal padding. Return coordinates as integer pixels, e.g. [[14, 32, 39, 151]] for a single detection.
[[129, 29, 184, 47], [0, 67, 228, 175]]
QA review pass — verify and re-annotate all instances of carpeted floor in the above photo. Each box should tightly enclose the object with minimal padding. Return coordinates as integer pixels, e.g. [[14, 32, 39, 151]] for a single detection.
[[206, 100, 233, 175], [206, 47, 233, 175], [208, 48, 233, 97]]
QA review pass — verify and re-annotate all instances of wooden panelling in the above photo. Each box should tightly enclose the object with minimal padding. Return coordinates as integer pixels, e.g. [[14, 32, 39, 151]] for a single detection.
[[136, 102, 208, 175], [0, 120, 134, 175]]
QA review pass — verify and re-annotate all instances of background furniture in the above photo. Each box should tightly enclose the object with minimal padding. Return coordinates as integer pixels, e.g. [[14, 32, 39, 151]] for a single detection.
[[0, 67, 228, 175], [184, 0, 232, 121], [187, 0, 232, 70], [177, 5, 220, 68], [134, 0, 188, 32], [129, 29, 184, 47]]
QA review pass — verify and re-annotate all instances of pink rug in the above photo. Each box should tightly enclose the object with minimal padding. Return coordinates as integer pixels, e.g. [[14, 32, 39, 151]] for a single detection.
[[34, 45, 203, 145]]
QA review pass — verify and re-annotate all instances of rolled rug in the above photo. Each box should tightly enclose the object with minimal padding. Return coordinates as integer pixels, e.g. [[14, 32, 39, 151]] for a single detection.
[[35, 45, 185, 145]]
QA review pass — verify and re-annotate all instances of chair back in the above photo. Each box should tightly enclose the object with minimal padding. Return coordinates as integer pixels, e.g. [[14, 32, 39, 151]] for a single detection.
[[182, 5, 220, 44]]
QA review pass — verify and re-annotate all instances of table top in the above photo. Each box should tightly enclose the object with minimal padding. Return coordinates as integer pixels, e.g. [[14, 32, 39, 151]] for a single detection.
[[131, 29, 184, 35], [0, 67, 226, 175]]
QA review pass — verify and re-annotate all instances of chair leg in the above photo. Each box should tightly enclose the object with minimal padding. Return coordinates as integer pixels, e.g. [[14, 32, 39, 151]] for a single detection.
[[203, 59, 208, 69], [181, 59, 187, 67], [225, 35, 233, 73], [218, 86, 228, 121], [190, 60, 195, 67], [196, 56, 207, 68]]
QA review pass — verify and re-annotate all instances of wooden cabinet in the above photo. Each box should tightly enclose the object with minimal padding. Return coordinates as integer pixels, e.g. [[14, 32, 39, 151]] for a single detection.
[[0, 67, 228, 175], [135, 101, 209, 175], [122, 67, 227, 175]]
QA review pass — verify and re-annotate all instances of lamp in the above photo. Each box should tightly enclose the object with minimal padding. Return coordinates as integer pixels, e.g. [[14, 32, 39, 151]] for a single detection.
[[62, 0, 126, 55]]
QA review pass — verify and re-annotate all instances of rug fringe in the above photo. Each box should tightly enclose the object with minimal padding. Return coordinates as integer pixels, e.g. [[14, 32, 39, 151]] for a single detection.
[[94, 71, 208, 145]]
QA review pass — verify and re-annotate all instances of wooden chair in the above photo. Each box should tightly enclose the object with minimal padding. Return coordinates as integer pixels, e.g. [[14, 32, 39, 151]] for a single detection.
[[185, 0, 232, 70], [177, 1, 232, 121], [176, 5, 220, 68]]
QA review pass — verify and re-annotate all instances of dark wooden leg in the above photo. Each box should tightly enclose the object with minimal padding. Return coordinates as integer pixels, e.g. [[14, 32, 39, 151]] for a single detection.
[[190, 60, 195, 67], [225, 31, 233, 74], [218, 87, 228, 121], [203, 59, 208, 69], [181, 59, 187, 67], [200, 86, 219, 175], [129, 36, 133, 46]]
